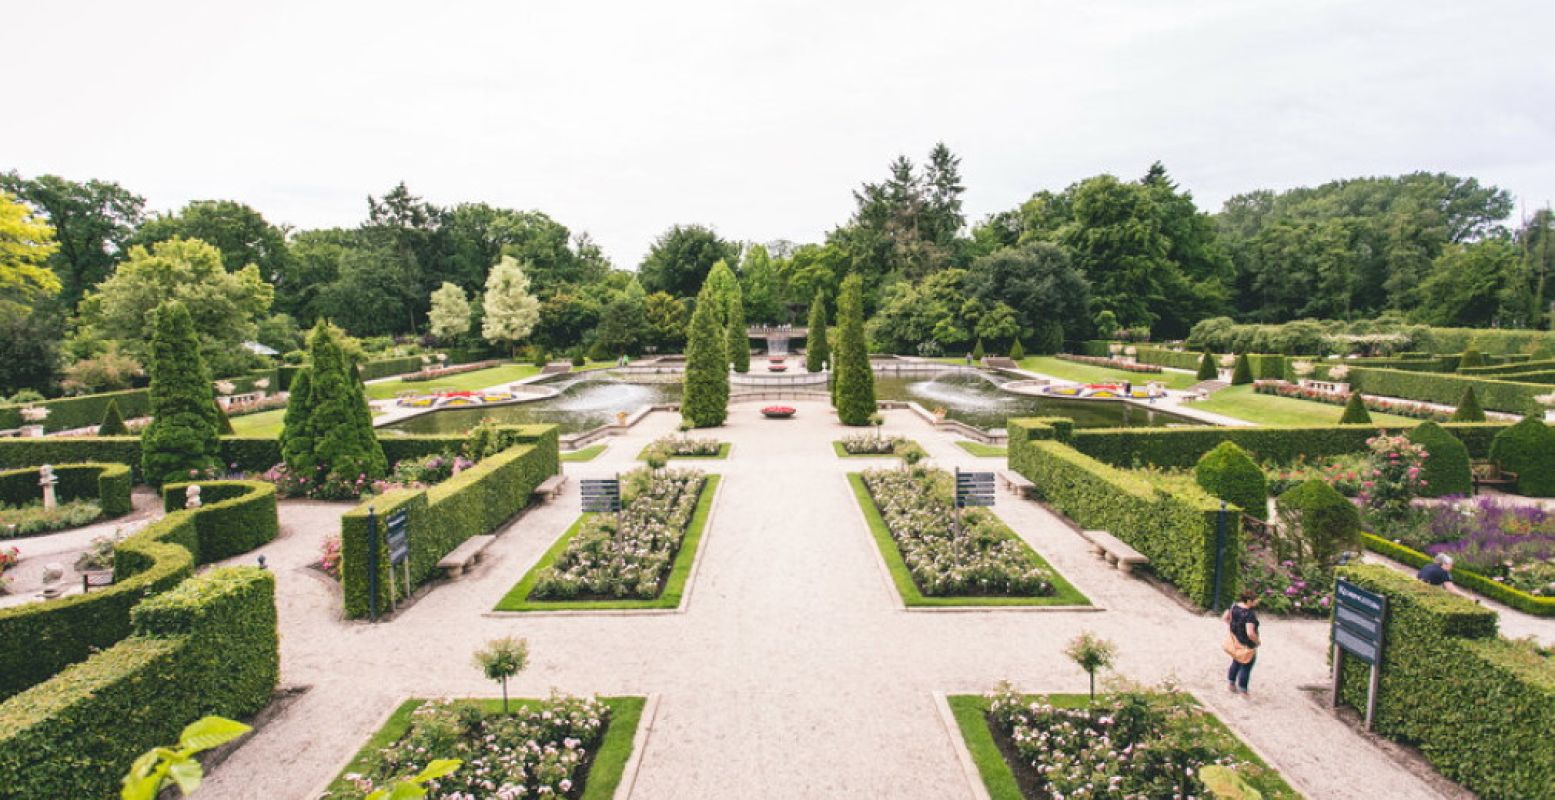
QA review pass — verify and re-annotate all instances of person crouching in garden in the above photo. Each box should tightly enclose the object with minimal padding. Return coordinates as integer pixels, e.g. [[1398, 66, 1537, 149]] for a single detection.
[[1222, 590, 1260, 696]]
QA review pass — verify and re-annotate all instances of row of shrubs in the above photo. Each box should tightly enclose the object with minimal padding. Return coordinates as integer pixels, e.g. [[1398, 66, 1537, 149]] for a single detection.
[[1008, 418, 1234, 609], [1335, 565, 1554, 799], [1062, 422, 1512, 471], [339, 425, 559, 618], [0, 567, 278, 799], [0, 462, 133, 522], [1343, 367, 1549, 414], [0, 479, 277, 700], [0, 369, 280, 434]]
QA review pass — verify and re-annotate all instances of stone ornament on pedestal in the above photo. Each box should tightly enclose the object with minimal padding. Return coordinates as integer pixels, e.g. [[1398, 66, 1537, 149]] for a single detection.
[[39, 464, 58, 510], [186, 484, 202, 508]]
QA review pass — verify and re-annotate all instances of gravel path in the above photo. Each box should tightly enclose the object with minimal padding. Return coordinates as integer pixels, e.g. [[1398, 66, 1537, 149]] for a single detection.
[[198, 403, 1454, 799]]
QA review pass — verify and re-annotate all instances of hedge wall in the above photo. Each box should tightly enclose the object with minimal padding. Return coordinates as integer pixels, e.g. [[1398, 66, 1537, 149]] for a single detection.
[[359, 355, 427, 382], [1077, 340, 1114, 357], [1361, 534, 1555, 617], [0, 567, 278, 799], [0, 369, 280, 434], [163, 480, 279, 562], [1459, 358, 1555, 377], [1134, 347, 1203, 371], [0, 481, 277, 700], [0, 463, 132, 524], [1008, 418, 1234, 609], [1335, 565, 1555, 798], [1346, 367, 1548, 413], [340, 425, 559, 618], [1417, 327, 1555, 356], [1246, 354, 1286, 381], [1066, 422, 1512, 470]]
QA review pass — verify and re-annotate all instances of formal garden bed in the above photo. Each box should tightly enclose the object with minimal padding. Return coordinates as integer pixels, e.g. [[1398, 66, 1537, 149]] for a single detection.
[[948, 688, 1298, 800], [636, 435, 730, 460], [833, 434, 925, 459], [323, 695, 645, 800], [495, 470, 716, 611], [850, 469, 1087, 607]]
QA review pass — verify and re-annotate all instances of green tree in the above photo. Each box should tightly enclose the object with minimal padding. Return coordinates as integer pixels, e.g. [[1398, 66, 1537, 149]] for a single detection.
[[428, 281, 471, 341], [0, 191, 60, 318], [832, 273, 876, 425], [131, 200, 290, 282], [1230, 353, 1253, 386], [98, 398, 129, 435], [302, 323, 387, 485], [1194, 441, 1268, 519], [472, 637, 529, 714], [1339, 391, 1372, 424], [481, 256, 540, 354], [1196, 351, 1218, 381], [643, 291, 689, 351], [595, 282, 651, 356], [681, 280, 729, 427], [140, 302, 222, 486], [1032, 320, 1064, 355], [1451, 386, 1486, 422], [805, 291, 830, 372], [1418, 240, 1523, 327], [739, 243, 783, 323], [0, 171, 145, 308], [1064, 631, 1117, 703], [1093, 309, 1119, 339], [724, 278, 749, 373], [279, 366, 315, 474], [638, 224, 739, 299]]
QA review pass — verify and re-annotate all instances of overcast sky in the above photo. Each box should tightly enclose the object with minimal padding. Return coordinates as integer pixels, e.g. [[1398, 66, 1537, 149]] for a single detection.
[[6, 0, 1553, 267]]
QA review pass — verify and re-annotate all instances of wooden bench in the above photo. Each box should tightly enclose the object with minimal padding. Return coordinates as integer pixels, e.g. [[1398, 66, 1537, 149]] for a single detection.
[[437, 534, 496, 578], [997, 470, 1036, 496], [1078, 530, 1150, 575], [533, 474, 567, 502], [1471, 462, 1519, 494]]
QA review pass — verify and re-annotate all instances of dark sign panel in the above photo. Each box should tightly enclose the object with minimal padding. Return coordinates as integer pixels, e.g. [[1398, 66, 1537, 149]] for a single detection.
[[955, 471, 996, 508], [386, 509, 410, 566], [581, 479, 622, 513], [1332, 579, 1387, 665]]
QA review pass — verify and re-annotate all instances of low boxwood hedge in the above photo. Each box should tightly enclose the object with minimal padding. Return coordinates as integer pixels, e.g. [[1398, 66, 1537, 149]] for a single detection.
[[1346, 367, 1547, 414], [0, 437, 144, 478], [1134, 346, 1204, 371], [0, 369, 279, 434], [1335, 565, 1555, 798], [0, 567, 278, 799], [1066, 422, 1511, 470], [1008, 418, 1234, 609], [1361, 533, 1555, 616], [0, 462, 132, 522], [163, 480, 279, 562], [1460, 358, 1555, 377], [340, 426, 559, 618], [0, 481, 277, 700]]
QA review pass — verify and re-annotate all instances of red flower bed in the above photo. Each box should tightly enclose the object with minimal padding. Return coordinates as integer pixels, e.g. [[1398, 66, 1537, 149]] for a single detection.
[[1252, 380, 1455, 422], [761, 406, 796, 418], [1055, 354, 1163, 374]]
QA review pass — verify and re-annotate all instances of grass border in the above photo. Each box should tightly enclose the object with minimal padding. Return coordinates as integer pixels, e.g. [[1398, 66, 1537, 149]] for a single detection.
[[832, 439, 921, 458], [847, 473, 1089, 607], [494, 475, 721, 611], [635, 442, 731, 461], [323, 696, 646, 800], [946, 693, 1300, 800], [561, 444, 608, 463], [955, 441, 1007, 458]]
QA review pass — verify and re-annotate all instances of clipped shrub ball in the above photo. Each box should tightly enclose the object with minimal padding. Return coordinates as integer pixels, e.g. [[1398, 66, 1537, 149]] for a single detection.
[[1489, 415, 1555, 497], [1339, 391, 1372, 424], [1277, 478, 1361, 565], [1407, 421, 1471, 497], [1196, 351, 1217, 381], [1194, 441, 1268, 520], [1230, 353, 1253, 385], [1450, 385, 1486, 422], [98, 399, 129, 436], [1457, 348, 1484, 371]]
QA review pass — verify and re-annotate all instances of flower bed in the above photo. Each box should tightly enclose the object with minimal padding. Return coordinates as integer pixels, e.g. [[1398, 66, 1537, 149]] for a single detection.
[[0, 499, 103, 539], [838, 433, 905, 455], [859, 468, 1058, 598], [1055, 354, 1163, 373], [761, 405, 795, 419], [221, 393, 288, 418], [1253, 380, 1455, 421], [327, 694, 644, 800], [1383, 495, 1555, 598], [952, 688, 1298, 800], [530, 469, 707, 601], [642, 435, 727, 459]]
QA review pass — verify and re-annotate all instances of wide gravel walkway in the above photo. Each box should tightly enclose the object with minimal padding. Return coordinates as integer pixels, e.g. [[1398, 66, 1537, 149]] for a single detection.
[[199, 402, 1455, 799]]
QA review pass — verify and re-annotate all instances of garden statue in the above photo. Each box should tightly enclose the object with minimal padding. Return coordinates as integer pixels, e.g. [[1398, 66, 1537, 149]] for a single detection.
[[39, 464, 58, 510], [40, 561, 66, 598], [616, 410, 629, 427], [186, 484, 202, 508]]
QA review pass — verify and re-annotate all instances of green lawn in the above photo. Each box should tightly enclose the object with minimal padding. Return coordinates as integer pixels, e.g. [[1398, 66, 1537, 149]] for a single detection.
[[955, 441, 1007, 458], [364, 363, 543, 400], [847, 473, 1089, 607], [947, 693, 1299, 800], [1017, 356, 1199, 390], [494, 475, 720, 611], [635, 442, 731, 460], [229, 409, 287, 437], [324, 696, 645, 800], [1193, 384, 1420, 427], [561, 444, 608, 462]]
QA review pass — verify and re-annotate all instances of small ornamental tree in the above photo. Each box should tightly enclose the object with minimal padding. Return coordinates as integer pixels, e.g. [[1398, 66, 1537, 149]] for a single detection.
[[832, 273, 876, 425], [98, 399, 129, 435], [1490, 415, 1555, 497], [1008, 337, 1025, 361], [682, 281, 729, 427], [1457, 348, 1484, 371], [805, 292, 829, 372], [1339, 391, 1372, 424], [1196, 351, 1217, 381], [1064, 631, 1117, 703], [1229, 353, 1253, 385], [473, 636, 529, 714], [1407, 421, 1471, 497], [302, 322, 386, 488], [1277, 478, 1361, 565], [1194, 441, 1268, 520], [141, 301, 222, 487], [724, 281, 749, 373], [279, 366, 315, 475], [1451, 385, 1486, 422], [971, 338, 985, 361]]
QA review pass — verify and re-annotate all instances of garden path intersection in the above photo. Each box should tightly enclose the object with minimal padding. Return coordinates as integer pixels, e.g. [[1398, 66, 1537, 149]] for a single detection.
[[200, 404, 1452, 800]]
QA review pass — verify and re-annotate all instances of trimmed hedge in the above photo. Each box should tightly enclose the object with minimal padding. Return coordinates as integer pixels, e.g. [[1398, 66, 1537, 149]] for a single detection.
[[1460, 358, 1555, 377], [1361, 534, 1555, 617], [0, 369, 280, 434], [340, 426, 559, 618], [1246, 353, 1285, 381], [0, 481, 277, 700], [1335, 565, 1555, 798], [163, 480, 279, 562], [1134, 346, 1204, 371], [1277, 478, 1359, 564], [1230, 353, 1253, 385], [1066, 422, 1512, 471], [0, 463, 133, 523], [1077, 340, 1114, 357], [1346, 367, 1547, 414], [1339, 391, 1372, 424], [358, 355, 427, 382], [1406, 422, 1472, 497], [1009, 418, 1234, 608], [1194, 442, 1267, 520], [1489, 416, 1555, 497], [0, 567, 278, 799]]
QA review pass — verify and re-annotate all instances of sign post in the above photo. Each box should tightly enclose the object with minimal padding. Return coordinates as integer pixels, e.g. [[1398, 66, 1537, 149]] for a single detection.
[[385, 509, 410, 612], [954, 468, 995, 534], [366, 508, 380, 623], [1331, 578, 1388, 730]]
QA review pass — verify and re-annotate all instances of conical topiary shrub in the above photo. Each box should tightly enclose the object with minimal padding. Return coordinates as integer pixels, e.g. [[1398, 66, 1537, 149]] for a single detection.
[[1196, 351, 1217, 381], [805, 292, 829, 372], [140, 301, 222, 487], [832, 274, 876, 425], [1009, 338, 1025, 361], [1407, 422, 1471, 497], [1451, 385, 1486, 422], [302, 322, 387, 486], [971, 338, 985, 361], [1230, 353, 1253, 386], [724, 282, 749, 374], [1194, 441, 1269, 520], [1277, 478, 1361, 565], [1339, 391, 1372, 424], [279, 366, 315, 475], [98, 399, 129, 436]]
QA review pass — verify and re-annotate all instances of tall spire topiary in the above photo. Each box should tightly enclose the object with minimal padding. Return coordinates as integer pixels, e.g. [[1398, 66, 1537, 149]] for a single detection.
[[279, 366, 315, 475], [1230, 353, 1253, 386], [832, 273, 876, 425], [724, 280, 749, 373], [1339, 391, 1372, 424], [805, 292, 829, 372], [1451, 385, 1486, 422], [682, 281, 730, 427], [141, 301, 222, 486], [98, 399, 129, 436], [302, 322, 386, 486]]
